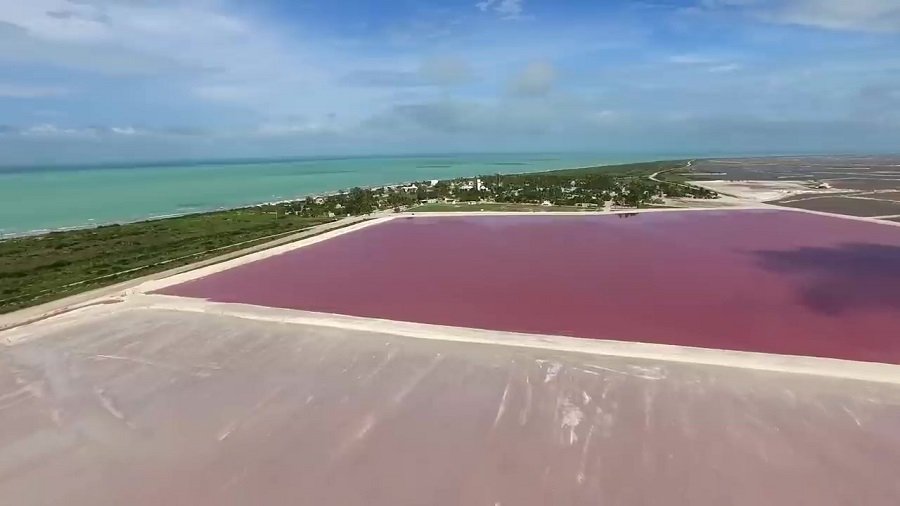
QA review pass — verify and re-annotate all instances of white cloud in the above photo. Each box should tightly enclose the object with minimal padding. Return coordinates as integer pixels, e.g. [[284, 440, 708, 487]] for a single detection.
[[2, 0, 460, 142], [20, 124, 95, 137], [667, 53, 742, 73], [509, 61, 557, 97], [0, 0, 339, 115], [109, 126, 138, 135], [1, 0, 897, 163], [0, 21, 194, 76], [668, 54, 720, 65], [588, 110, 620, 125], [476, 0, 526, 20], [701, 0, 900, 32], [773, 0, 900, 32], [0, 83, 69, 98], [7, 123, 195, 138], [708, 63, 742, 73]]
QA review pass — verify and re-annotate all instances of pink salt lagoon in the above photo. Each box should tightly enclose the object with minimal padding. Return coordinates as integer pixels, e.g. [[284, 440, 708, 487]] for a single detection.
[[159, 210, 900, 364]]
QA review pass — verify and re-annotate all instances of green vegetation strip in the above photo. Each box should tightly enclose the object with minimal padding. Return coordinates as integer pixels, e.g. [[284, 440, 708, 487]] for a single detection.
[[0, 210, 333, 314]]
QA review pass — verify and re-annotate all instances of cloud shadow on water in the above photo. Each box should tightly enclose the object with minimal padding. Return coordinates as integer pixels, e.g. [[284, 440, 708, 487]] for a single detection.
[[751, 242, 900, 316]]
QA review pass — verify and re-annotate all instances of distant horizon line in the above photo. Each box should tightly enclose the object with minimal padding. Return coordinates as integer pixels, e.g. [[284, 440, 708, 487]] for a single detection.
[[2, 149, 897, 173]]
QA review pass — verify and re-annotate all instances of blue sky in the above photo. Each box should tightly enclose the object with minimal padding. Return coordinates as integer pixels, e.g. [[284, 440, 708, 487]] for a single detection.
[[1, 0, 899, 164]]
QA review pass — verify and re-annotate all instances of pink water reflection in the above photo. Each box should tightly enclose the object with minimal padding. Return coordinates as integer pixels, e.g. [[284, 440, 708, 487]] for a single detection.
[[159, 210, 900, 364]]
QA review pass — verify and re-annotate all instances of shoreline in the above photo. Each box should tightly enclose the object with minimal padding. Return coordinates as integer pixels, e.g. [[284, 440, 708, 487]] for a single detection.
[[1, 159, 670, 239]]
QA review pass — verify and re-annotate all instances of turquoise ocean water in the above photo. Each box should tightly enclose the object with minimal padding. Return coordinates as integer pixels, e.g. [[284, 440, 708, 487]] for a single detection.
[[0, 153, 674, 237]]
